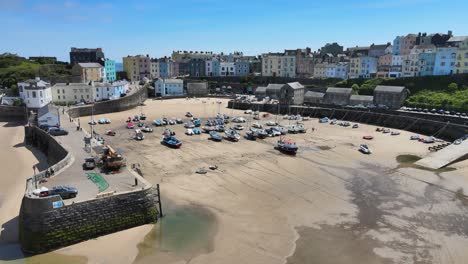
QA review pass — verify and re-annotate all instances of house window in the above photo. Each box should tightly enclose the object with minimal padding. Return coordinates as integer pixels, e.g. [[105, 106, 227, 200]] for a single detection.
[[58, 95, 61, 100], [63, 95, 66, 99], [57, 89, 60, 94], [32, 91, 37, 98]]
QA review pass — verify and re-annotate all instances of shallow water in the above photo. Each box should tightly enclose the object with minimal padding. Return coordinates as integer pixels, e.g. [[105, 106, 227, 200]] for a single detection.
[[134, 204, 218, 263]]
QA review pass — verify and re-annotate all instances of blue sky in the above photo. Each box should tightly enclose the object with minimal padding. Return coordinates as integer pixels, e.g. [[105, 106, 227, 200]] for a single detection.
[[1, 0, 467, 62]]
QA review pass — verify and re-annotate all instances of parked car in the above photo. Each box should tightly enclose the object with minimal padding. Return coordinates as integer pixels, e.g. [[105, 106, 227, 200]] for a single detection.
[[47, 127, 68, 136], [49, 186, 78, 199], [83, 157, 96, 170]]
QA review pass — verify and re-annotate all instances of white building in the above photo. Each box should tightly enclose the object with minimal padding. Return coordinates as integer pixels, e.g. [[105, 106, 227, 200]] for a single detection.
[[18, 77, 52, 109], [313, 63, 327, 78], [155, 78, 184, 97], [150, 60, 160, 79], [262, 53, 296, 78], [390, 55, 403, 78], [220, 62, 235, 76], [51, 83, 95, 104], [37, 104, 59, 127]]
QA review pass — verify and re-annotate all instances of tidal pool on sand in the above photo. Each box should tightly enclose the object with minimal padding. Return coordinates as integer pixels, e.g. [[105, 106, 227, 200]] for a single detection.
[[134, 205, 218, 263]]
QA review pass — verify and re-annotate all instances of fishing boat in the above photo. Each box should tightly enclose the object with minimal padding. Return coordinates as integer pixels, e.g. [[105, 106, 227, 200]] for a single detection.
[[303, 116, 310, 121], [176, 118, 183, 124], [410, 135, 420, 140], [202, 126, 216, 133], [352, 124, 359, 129], [139, 114, 147, 120], [193, 119, 201, 127], [186, 128, 194, 135], [234, 125, 244, 130], [359, 144, 371, 154], [424, 137, 435, 143], [134, 129, 144, 141], [193, 128, 201, 135], [224, 128, 241, 142], [276, 138, 298, 155], [342, 122, 351, 127], [244, 130, 257, 140], [295, 124, 306, 133], [319, 117, 329, 123], [272, 126, 287, 135], [209, 131, 223, 141], [185, 112, 193, 117], [161, 135, 182, 148], [142, 126, 153, 133], [252, 122, 263, 129], [382, 128, 390, 133], [216, 125, 225, 132], [454, 139, 462, 145], [138, 121, 145, 127], [265, 128, 281, 137], [223, 114, 230, 119], [391, 131, 400, 136], [98, 118, 107, 124], [132, 115, 140, 122], [184, 122, 195, 128], [153, 119, 162, 126], [253, 129, 268, 139], [266, 120, 277, 126], [162, 128, 175, 136], [232, 117, 246, 123], [127, 122, 135, 129], [168, 120, 176, 125], [363, 135, 374, 140]]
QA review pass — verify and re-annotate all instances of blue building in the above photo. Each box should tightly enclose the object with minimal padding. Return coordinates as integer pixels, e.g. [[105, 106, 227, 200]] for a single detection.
[[206, 59, 220, 76], [104, 59, 116, 82], [392, 36, 402, 55], [234, 61, 250, 76], [159, 61, 169, 78], [433, 47, 457, 76], [418, 52, 436, 76]]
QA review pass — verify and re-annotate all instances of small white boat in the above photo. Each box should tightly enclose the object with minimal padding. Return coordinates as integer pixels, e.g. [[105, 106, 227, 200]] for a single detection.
[[141, 126, 153, 133], [391, 131, 400, 136], [359, 144, 371, 154], [134, 129, 144, 141], [186, 129, 194, 135], [252, 122, 263, 129], [410, 135, 420, 140], [266, 121, 277, 126]]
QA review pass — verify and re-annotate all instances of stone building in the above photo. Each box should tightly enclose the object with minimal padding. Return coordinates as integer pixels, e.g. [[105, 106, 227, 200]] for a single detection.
[[265, 84, 284, 99], [373, 85, 407, 109], [279, 82, 305, 105], [187, 82, 209, 97], [72, 63, 104, 83], [304, 91, 325, 105], [349, 95, 374, 106], [69, 47, 105, 66], [254, 86, 267, 99], [323, 87, 352, 105]]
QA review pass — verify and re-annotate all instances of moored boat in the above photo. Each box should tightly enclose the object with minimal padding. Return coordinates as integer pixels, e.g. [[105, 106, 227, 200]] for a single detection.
[[359, 144, 371, 154], [161, 135, 182, 148], [224, 128, 241, 141], [276, 138, 298, 155], [209, 131, 223, 141]]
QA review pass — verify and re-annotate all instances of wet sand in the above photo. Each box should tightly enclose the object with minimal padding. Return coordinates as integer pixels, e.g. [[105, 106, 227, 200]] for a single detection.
[[2, 98, 468, 264]]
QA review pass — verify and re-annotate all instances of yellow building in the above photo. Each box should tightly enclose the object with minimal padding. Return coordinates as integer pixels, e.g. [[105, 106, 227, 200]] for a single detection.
[[72, 63, 104, 83], [123, 56, 140, 81], [456, 38, 468, 74]]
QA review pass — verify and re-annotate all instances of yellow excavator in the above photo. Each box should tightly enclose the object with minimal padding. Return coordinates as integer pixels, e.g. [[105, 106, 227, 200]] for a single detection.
[[101, 145, 125, 171]]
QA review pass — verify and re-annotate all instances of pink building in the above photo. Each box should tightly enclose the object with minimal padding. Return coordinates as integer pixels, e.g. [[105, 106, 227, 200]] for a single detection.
[[400, 34, 417, 55]]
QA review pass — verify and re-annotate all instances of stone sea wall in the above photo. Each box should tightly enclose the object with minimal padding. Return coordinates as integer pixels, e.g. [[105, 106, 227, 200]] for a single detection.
[[19, 187, 159, 253], [67, 86, 148, 118], [228, 102, 468, 141], [20, 124, 159, 254], [0, 105, 27, 121]]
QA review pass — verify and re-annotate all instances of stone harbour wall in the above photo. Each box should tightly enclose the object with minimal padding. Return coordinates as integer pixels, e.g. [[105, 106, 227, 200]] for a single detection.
[[228, 101, 468, 141], [0, 105, 27, 121], [19, 187, 159, 253], [67, 87, 148, 118]]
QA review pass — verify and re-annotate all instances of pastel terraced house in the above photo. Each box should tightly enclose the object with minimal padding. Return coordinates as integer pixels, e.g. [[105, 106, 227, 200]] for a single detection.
[[456, 37, 468, 74]]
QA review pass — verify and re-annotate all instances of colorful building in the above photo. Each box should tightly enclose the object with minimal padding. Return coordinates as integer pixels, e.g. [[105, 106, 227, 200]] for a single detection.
[[418, 52, 436, 76], [348, 57, 378, 79], [400, 34, 417, 55], [433, 47, 457, 75], [104, 59, 116, 82], [205, 59, 220, 77], [456, 38, 468, 74], [234, 61, 250, 76], [18, 77, 52, 109]]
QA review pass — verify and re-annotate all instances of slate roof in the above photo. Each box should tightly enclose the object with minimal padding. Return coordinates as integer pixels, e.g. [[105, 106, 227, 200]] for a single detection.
[[374, 85, 406, 93], [255, 86, 267, 94], [77, 63, 103, 68], [326, 87, 353, 94], [447, 36, 468, 42], [286, 82, 304, 90], [350, 95, 374, 102], [304, 91, 325, 98], [187, 82, 208, 89], [266, 84, 284, 91], [38, 104, 56, 118], [158, 78, 183, 84]]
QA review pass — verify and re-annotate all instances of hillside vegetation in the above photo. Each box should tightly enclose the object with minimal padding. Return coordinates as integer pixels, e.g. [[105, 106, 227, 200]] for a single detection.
[[0, 54, 72, 93], [336, 74, 468, 112]]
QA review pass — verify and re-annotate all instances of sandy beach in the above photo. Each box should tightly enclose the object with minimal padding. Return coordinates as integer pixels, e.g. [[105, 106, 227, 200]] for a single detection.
[[2, 98, 468, 264]]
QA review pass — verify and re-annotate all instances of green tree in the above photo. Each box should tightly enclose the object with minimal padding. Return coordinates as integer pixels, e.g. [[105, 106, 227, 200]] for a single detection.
[[351, 83, 359, 94], [448, 82, 458, 93]]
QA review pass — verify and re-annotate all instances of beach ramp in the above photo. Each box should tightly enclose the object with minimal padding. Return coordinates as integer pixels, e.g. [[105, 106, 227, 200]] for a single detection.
[[416, 140, 468, 170]]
